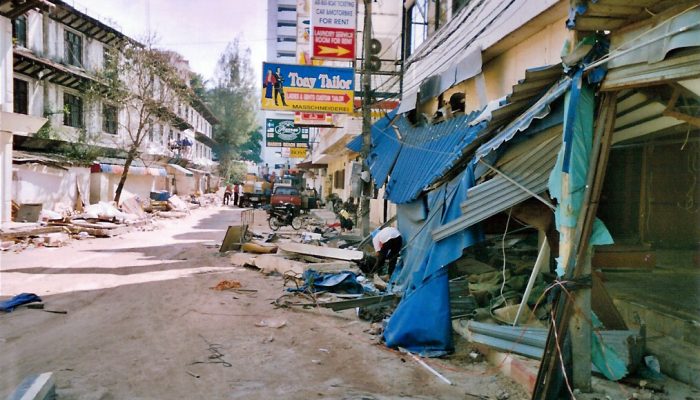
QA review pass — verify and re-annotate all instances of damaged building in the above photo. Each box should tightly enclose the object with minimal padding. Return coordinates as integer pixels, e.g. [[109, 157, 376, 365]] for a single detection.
[[347, 0, 700, 397], [0, 0, 219, 226]]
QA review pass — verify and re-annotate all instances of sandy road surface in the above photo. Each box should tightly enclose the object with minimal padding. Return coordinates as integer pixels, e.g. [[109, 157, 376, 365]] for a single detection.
[[0, 206, 526, 399]]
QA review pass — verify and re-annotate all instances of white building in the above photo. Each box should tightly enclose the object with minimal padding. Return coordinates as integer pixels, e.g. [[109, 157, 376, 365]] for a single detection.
[[3, 0, 219, 213]]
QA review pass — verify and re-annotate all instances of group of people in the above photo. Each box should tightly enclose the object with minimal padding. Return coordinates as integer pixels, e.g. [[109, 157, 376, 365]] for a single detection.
[[223, 182, 241, 206]]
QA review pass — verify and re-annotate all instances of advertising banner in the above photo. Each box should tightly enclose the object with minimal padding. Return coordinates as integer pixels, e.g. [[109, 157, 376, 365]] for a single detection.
[[265, 119, 310, 148], [311, 0, 357, 61], [289, 148, 308, 159], [294, 112, 334, 126], [261, 62, 355, 114]]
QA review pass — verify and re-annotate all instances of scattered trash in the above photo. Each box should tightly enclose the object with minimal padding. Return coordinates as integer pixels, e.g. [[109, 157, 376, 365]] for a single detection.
[[255, 318, 287, 329], [185, 370, 200, 379], [0, 293, 42, 312], [398, 347, 454, 385], [210, 280, 242, 291], [190, 334, 232, 368]]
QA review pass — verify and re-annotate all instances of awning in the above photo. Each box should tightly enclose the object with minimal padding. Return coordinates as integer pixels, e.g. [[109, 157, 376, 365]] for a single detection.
[[91, 163, 167, 177], [474, 76, 571, 162], [167, 163, 193, 176], [433, 130, 561, 241], [188, 167, 211, 176]]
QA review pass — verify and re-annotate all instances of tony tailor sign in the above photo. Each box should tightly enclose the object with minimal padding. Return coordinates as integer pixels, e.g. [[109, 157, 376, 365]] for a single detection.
[[262, 62, 354, 114], [265, 119, 309, 148]]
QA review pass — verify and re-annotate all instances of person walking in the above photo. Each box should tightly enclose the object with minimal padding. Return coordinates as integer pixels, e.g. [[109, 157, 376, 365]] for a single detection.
[[223, 183, 232, 205], [233, 182, 240, 207]]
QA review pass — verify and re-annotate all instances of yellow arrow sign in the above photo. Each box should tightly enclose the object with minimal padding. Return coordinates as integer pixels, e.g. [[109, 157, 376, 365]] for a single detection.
[[318, 45, 350, 57]]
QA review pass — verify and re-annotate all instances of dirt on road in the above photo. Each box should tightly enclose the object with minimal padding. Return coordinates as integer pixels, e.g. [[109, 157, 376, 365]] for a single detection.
[[0, 207, 527, 399]]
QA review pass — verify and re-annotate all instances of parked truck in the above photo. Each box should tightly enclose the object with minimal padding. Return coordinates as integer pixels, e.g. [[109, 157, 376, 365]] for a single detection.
[[239, 173, 272, 208]]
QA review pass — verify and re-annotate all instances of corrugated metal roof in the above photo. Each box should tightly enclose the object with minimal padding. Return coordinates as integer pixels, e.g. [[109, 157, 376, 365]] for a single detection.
[[433, 131, 561, 241], [384, 111, 486, 204], [346, 109, 402, 187], [474, 76, 571, 162], [567, 0, 682, 32]]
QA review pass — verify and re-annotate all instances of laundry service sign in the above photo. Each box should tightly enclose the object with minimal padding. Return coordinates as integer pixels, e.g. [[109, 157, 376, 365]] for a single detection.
[[261, 62, 354, 114], [265, 119, 310, 148]]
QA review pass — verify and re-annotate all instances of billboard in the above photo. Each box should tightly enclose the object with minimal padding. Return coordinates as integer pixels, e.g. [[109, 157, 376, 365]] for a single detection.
[[265, 119, 309, 148], [311, 0, 356, 61], [294, 112, 334, 126], [262, 62, 354, 114]]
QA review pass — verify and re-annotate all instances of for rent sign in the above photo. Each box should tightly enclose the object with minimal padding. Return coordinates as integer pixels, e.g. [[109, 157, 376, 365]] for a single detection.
[[261, 62, 355, 114], [311, 0, 356, 61]]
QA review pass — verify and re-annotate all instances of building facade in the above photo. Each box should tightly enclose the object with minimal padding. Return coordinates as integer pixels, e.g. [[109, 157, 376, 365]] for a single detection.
[[2, 0, 219, 215]]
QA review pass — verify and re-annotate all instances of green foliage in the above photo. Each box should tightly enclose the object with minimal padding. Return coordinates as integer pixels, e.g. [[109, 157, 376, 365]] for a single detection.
[[64, 129, 104, 164], [207, 38, 258, 176], [239, 126, 263, 164], [228, 161, 248, 183]]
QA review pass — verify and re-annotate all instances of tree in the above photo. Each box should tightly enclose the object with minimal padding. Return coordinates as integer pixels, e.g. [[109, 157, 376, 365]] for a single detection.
[[239, 126, 263, 164], [88, 38, 193, 203], [207, 39, 259, 177]]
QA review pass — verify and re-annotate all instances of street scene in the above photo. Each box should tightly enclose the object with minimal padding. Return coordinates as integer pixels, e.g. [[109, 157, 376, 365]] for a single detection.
[[1, 0, 699, 399]]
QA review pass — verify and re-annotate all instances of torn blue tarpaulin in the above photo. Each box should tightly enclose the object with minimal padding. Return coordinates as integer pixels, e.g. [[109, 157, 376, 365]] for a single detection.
[[291, 270, 364, 295], [547, 70, 613, 276], [383, 167, 482, 356], [347, 108, 402, 187], [0, 293, 42, 312]]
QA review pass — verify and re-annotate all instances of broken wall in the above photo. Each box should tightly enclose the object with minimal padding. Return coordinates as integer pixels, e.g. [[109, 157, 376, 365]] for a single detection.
[[12, 164, 89, 211]]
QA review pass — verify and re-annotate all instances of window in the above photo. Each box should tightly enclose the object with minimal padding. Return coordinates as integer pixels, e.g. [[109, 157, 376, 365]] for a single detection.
[[406, 0, 428, 57], [333, 170, 345, 190], [64, 30, 82, 67], [102, 104, 118, 134], [278, 5, 295, 11], [13, 79, 28, 115], [277, 21, 296, 27], [64, 93, 83, 128], [274, 186, 299, 195], [12, 16, 27, 47]]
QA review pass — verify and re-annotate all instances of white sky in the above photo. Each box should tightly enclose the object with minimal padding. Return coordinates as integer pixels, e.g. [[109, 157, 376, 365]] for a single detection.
[[79, 0, 269, 86]]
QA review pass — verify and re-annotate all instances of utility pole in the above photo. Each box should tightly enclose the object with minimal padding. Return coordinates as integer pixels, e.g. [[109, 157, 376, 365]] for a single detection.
[[360, 0, 373, 237]]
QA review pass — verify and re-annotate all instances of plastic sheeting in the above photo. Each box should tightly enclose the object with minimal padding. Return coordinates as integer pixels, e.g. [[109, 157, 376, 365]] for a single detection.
[[547, 70, 613, 276], [383, 167, 482, 356]]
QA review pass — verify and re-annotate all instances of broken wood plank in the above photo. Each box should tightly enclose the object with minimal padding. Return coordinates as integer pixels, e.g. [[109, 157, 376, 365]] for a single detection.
[[277, 242, 363, 261], [303, 261, 357, 273], [0, 226, 65, 240]]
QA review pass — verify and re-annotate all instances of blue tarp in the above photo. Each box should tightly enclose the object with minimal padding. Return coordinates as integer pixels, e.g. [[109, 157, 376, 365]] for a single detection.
[[0, 293, 42, 312], [547, 70, 613, 276], [292, 270, 364, 294], [383, 168, 482, 356]]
